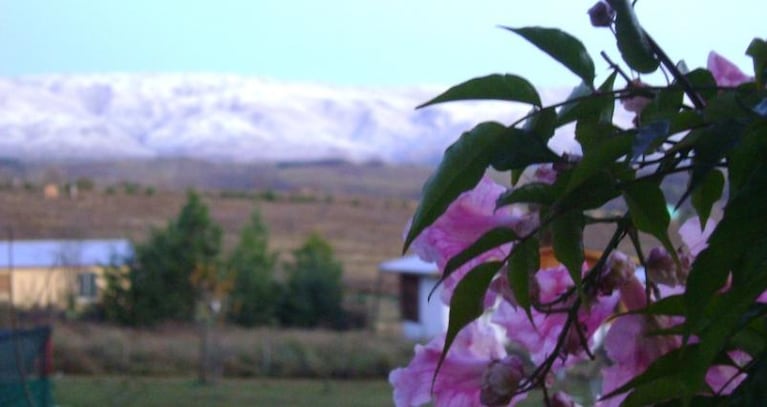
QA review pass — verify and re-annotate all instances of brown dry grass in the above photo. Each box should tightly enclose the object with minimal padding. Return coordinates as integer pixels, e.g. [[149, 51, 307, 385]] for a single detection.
[[53, 321, 413, 379]]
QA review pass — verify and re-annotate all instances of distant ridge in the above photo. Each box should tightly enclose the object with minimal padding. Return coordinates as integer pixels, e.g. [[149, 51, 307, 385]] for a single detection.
[[0, 74, 554, 164]]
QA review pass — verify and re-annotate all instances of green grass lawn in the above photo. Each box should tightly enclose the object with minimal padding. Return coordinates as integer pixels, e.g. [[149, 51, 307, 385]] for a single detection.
[[54, 375, 596, 406], [54, 376, 395, 407]]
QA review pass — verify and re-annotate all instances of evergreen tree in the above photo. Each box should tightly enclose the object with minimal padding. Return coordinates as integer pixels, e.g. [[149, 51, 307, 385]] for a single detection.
[[227, 209, 279, 326], [278, 233, 345, 328], [105, 190, 223, 325]]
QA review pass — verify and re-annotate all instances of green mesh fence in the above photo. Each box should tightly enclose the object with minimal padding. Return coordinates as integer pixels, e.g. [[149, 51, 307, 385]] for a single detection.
[[0, 326, 53, 407]]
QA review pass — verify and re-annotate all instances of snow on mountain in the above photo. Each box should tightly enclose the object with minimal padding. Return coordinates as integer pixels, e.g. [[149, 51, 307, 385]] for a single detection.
[[0, 74, 604, 164]]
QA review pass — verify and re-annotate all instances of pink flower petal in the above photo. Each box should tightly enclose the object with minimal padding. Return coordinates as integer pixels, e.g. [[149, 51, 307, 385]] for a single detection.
[[390, 320, 517, 407], [407, 176, 537, 304], [678, 216, 716, 258], [707, 51, 752, 87]]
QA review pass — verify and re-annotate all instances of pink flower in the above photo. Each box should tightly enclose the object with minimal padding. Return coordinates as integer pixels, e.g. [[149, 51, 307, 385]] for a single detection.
[[492, 265, 618, 367], [706, 365, 747, 395], [707, 51, 752, 87], [598, 314, 681, 406], [599, 302, 744, 404], [532, 164, 558, 185], [408, 176, 537, 304], [389, 320, 527, 407], [678, 216, 716, 258]]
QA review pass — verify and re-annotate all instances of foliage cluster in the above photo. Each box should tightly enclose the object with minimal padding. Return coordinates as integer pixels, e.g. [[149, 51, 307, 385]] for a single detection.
[[391, 1, 767, 405], [101, 190, 348, 329]]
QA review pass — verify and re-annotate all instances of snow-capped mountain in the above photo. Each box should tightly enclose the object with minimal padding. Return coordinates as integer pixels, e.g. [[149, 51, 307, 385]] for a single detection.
[[0, 74, 585, 164]]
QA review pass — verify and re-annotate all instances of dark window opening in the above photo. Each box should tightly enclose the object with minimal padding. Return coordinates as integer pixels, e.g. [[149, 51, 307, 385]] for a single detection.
[[77, 272, 98, 299], [400, 274, 419, 322]]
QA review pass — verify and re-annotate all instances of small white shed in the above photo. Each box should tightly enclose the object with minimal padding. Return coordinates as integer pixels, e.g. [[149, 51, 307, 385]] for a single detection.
[[379, 255, 448, 340]]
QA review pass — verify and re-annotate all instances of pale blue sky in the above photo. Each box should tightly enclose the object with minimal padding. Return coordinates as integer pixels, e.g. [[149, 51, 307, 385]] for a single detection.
[[0, 1, 762, 87]]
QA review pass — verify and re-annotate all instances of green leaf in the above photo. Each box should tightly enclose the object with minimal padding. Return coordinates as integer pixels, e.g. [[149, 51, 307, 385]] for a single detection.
[[598, 71, 619, 124], [524, 107, 558, 142], [403, 122, 506, 253], [727, 122, 767, 194], [685, 163, 767, 335], [435, 261, 502, 380], [417, 74, 542, 109], [496, 182, 557, 208], [565, 133, 632, 195], [632, 120, 670, 159], [557, 82, 592, 125], [678, 123, 743, 209], [704, 91, 753, 122], [511, 169, 524, 186], [730, 323, 767, 357], [489, 127, 561, 171], [557, 72, 618, 126], [622, 179, 676, 259], [504, 26, 595, 85], [691, 169, 724, 227], [576, 121, 619, 155], [680, 238, 767, 398], [442, 227, 519, 284], [607, 0, 659, 73], [508, 238, 540, 315], [621, 378, 689, 407], [561, 170, 624, 210], [639, 88, 684, 125], [684, 69, 718, 102], [747, 38, 767, 88], [602, 345, 697, 402], [640, 294, 685, 316], [668, 110, 704, 135], [551, 210, 585, 288]]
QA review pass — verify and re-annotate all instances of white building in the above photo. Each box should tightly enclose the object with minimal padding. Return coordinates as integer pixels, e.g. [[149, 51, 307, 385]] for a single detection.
[[379, 255, 448, 340]]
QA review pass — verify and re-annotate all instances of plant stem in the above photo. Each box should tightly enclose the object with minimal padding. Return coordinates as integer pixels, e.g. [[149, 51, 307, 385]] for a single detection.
[[644, 31, 706, 109]]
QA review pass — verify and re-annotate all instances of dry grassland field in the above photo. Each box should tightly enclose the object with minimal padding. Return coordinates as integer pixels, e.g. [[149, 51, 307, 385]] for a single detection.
[[0, 185, 416, 294], [0, 159, 693, 294]]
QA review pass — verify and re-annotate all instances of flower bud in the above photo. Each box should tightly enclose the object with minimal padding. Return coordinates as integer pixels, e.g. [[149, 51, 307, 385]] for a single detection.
[[587, 1, 615, 27], [621, 80, 653, 114], [480, 356, 525, 406], [563, 322, 587, 356], [646, 247, 687, 286], [600, 251, 636, 295], [533, 164, 558, 185]]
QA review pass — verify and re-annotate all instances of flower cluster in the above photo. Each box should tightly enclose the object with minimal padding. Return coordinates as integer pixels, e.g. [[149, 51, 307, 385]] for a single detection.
[[388, 36, 766, 403], [391, 175, 752, 406]]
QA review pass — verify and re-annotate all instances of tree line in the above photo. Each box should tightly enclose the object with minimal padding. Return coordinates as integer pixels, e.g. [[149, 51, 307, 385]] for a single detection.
[[101, 190, 347, 329]]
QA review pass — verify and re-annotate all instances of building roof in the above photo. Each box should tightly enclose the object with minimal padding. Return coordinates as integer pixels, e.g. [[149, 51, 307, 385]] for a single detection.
[[379, 255, 439, 276], [0, 239, 132, 269]]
